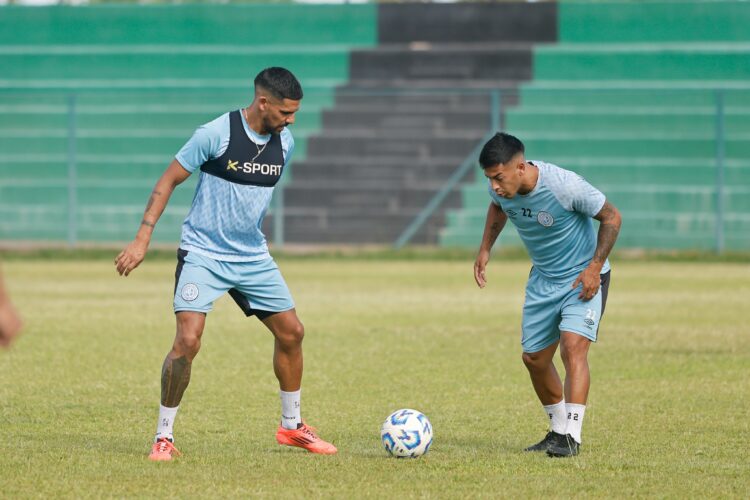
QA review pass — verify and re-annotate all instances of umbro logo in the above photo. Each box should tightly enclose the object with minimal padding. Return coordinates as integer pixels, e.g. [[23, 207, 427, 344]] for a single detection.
[[506, 209, 518, 218]]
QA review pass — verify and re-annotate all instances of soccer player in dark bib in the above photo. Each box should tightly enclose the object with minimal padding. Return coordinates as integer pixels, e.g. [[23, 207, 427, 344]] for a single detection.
[[473, 133, 622, 457], [115, 67, 336, 460]]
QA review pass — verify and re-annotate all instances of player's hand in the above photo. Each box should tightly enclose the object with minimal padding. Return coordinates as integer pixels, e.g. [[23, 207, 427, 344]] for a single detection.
[[115, 240, 148, 277], [474, 249, 490, 288], [572, 265, 601, 301], [0, 299, 22, 348]]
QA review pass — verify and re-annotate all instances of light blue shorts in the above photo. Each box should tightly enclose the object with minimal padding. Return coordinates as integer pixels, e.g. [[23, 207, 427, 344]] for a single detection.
[[173, 249, 295, 318], [521, 268, 611, 353]]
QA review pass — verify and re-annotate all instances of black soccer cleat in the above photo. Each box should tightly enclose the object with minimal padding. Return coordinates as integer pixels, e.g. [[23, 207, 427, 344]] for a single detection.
[[524, 431, 563, 452], [546, 433, 580, 457]]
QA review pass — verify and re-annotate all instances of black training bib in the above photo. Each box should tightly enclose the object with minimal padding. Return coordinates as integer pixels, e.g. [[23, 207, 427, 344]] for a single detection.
[[200, 110, 285, 187]]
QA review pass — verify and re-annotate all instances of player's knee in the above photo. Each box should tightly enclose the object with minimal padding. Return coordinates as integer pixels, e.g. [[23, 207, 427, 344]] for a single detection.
[[522, 351, 545, 371], [288, 320, 305, 344], [560, 342, 588, 368], [174, 333, 201, 358], [174, 315, 204, 358], [277, 320, 304, 348]]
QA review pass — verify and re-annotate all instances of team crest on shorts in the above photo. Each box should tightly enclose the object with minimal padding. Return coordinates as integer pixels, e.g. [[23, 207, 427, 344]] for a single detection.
[[537, 211, 554, 227], [181, 283, 199, 302]]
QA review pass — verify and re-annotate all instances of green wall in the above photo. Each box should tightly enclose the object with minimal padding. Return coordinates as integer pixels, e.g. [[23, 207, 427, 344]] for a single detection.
[[441, 1, 750, 251], [560, 1, 750, 43], [0, 5, 376, 45], [0, 5, 377, 244]]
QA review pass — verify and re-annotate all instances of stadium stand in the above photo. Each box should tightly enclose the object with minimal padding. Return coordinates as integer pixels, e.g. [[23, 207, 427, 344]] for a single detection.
[[440, 1, 750, 251], [283, 2, 556, 244], [1, 2, 748, 251], [0, 5, 376, 244]]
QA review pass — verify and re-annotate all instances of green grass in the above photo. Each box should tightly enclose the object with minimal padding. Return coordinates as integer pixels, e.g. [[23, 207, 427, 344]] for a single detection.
[[1, 257, 748, 498]]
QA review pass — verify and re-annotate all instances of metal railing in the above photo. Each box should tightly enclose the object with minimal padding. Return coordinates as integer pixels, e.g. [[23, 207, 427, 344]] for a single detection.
[[0, 86, 747, 252], [394, 90, 500, 249]]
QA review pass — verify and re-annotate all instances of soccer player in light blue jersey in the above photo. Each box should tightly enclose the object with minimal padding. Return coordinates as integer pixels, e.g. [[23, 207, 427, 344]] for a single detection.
[[115, 68, 336, 460], [473, 132, 622, 457]]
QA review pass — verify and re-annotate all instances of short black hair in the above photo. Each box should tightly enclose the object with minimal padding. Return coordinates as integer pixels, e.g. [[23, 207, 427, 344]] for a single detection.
[[254, 67, 303, 101], [479, 132, 525, 169]]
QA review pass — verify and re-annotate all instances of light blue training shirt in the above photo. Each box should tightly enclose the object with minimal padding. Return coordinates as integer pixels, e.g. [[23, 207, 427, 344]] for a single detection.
[[174, 111, 294, 262], [488, 161, 610, 281]]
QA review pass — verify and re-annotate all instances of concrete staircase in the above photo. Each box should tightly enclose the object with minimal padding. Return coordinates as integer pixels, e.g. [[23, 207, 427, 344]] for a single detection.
[[276, 2, 557, 244]]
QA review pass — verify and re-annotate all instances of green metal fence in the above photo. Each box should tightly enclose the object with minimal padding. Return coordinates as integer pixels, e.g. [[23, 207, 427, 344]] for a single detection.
[[437, 87, 750, 252], [1, 86, 749, 251], [0, 85, 334, 246]]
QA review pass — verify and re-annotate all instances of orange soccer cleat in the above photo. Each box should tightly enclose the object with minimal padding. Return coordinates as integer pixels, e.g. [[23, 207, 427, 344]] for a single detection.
[[276, 423, 337, 455], [149, 437, 181, 461]]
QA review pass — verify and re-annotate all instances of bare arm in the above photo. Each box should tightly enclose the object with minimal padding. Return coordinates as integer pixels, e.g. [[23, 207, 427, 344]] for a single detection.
[[115, 159, 191, 276], [474, 202, 508, 288], [572, 200, 622, 300], [0, 266, 22, 348], [591, 200, 622, 269]]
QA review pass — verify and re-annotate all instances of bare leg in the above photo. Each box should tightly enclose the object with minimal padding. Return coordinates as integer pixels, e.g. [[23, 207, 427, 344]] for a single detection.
[[161, 311, 206, 407], [263, 309, 337, 453], [559, 331, 592, 404], [0, 268, 22, 348], [261, 309, 304, 391], [521, 341, 563, 405], [0, 299, 22, 348]]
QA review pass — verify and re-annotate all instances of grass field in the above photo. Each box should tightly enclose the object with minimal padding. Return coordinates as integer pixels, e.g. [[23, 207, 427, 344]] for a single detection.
[[0, 255, 748, 498]]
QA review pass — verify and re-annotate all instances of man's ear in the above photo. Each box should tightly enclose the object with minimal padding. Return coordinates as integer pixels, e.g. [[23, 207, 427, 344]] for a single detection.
[[257, 95, 269, 111]]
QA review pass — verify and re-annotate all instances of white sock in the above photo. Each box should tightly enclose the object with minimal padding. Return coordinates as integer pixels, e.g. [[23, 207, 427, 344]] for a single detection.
[[280, 389, 301, 430], [543, 400, 567, 434], [155, 404, 179, 441], [566, 403, 586, 444]]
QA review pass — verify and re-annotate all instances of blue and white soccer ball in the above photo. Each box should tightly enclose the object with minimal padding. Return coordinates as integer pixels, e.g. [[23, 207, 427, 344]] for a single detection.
[[380, 409, 433, 458]]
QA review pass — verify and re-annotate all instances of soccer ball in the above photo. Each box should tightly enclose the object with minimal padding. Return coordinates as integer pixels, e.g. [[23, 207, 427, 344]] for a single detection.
[[380, 409, 433, 458]]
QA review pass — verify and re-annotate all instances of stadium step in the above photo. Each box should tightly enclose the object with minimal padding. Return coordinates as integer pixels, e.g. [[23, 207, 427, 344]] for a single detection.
[[505, 137, 750, 159], [320, 108, 492, 134], [0, 4, 377, 46], [516, 86, 750, 107], [349, 45, 535, 82], [275, 211, 452, 244], [0, 91, 337, 109], [534, 47, 750, 81], [289, 157, 466, 183], [284, 184, 463, 212], [332, 91, 497, 111], [378, 2, 557, 44], [0, 110, 323, 131], [305, 134, 483, 158], [558, 2, 750, 43], [0, 51, 351, 81], [505, 110, 750, 135]]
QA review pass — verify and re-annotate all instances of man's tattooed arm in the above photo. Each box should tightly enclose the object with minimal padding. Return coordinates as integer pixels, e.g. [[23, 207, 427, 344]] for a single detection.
[[480, 202, 508, 253], [592, 200, 622, 266], [141, 189, 163, 228]]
